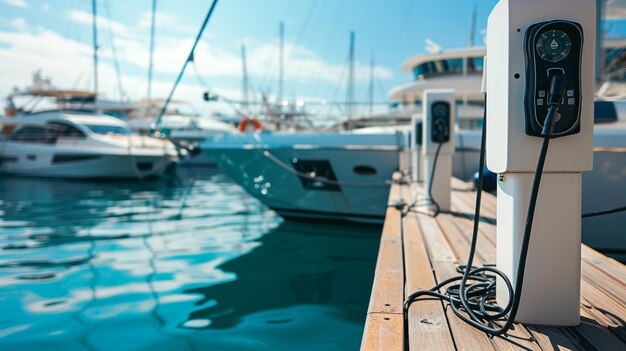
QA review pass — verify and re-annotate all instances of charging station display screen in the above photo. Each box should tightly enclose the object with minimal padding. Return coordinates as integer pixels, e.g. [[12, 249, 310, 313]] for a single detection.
[[431, 101, 450, 143], [524, 20, 583, 138], [536, 29, 572, 63]]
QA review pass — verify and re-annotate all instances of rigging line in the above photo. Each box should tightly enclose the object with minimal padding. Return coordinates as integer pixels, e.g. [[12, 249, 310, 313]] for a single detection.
[[309, 0, 348, 98], [152, 0, 219, 131], [191, 59, 210, 90], [103, 0, 125, 102], [329, 51, 350, 115], [376, 75, 388, 105], [291, 0, 330, 98], [287, 0, 320, 91], [259, 50, 277, 95], [390, 0, 416, 60]]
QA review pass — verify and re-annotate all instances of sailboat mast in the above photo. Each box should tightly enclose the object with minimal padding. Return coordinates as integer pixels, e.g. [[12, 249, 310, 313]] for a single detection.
[[147, 0, 157, 105], [368, 52, 374, 117], [347, 31, 355, 122], [92, 0, 99, 102], [241, 44, 249, 112], [278, 22, 284, 103], [469, 4, 477, 47]]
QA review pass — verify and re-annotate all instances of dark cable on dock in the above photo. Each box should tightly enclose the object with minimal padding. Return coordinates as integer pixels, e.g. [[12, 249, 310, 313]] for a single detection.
[[404, 74, 568, 338], [403, 138, 444, 217]]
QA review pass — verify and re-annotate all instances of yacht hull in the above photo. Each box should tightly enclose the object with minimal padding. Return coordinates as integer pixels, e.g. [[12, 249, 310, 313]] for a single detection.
[[0, 151, 173, 179], [204, 134, 403, 224]]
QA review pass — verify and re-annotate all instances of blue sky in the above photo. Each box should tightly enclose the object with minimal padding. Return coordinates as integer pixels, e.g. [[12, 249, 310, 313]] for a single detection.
[[0, 0, 624, 117]]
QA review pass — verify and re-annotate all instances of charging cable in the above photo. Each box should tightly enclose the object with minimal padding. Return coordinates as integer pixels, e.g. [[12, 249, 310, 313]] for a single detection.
[[403, 121, 446, 217], [404, 73, 568, 337]]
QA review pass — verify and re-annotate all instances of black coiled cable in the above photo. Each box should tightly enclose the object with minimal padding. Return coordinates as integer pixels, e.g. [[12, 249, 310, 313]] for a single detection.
[[404, 92, 562, 337]]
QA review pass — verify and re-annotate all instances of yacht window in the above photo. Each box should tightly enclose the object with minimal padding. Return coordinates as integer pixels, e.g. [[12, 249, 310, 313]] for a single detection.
[[468, 56, 484, 73], [86, 124, 133, 135], [48, 122, 86, 139], [413, 58, 465, 79], [444, 58, 464, 73], [10, 126, 57, 144], [413, 62, 435, 79]]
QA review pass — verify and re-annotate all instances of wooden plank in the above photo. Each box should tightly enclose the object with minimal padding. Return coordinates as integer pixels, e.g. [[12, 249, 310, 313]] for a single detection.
[[361, 313, 404, 351], [367, 182, 404, 315], [429, 260, 496, 351], [526, 326, 582, 351], [403, 213, 456, 351], [567, 312, 626, 350], [579, 281, 626, 343], [365, 175, 626, 351], [362, 180, 405, 350], [581, 246, 626, 282], [451, 178, 497, 217], [412, 212, 496, 351], [435, 213, 541, 351], [436, 213, 495, 264], [581, 246, 626, 305], [450, 187, 497, 246]]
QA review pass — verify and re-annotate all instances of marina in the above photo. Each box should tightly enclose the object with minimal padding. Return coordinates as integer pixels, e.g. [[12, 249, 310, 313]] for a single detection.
[[1, 0, 625, 350]]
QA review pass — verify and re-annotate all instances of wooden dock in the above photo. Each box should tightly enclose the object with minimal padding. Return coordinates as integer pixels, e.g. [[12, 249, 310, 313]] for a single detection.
[[362, 174, 626, 350]]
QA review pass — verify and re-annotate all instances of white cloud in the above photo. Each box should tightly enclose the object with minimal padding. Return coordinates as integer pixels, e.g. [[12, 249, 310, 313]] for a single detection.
[[41, 3, 49, 11], [3, 0, 28, 9], [67, 9, 139, 41], [9, 17, 26, 30], [0, 13, 393, 118], [0, 27, 228, 116], [136, 11, 195, 35], [64, 8, 392, 85]]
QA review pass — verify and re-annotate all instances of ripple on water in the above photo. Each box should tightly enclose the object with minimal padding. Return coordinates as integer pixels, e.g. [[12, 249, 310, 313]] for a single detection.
[[0, 167, 380, 350]]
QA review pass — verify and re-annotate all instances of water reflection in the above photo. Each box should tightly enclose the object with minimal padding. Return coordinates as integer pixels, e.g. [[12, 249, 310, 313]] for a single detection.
[[185, 221, 380, 330], [0, 168, 380, 350]]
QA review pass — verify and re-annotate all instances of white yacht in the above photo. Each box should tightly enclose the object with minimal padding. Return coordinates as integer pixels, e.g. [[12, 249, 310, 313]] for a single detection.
[[201, 47, 491, 224], [203, 132, 403, 223], [0, 111, 178, 179], [203, 42, 626, 234]]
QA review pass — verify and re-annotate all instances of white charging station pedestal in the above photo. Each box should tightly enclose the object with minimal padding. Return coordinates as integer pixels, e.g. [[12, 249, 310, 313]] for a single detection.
[[411, 114, 423, 183], [422, 90, 455, 212], [486, 0, 595, 325]]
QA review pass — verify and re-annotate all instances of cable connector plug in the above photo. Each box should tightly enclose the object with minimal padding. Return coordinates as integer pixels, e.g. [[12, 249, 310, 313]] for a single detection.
[[541, 74, 568, 137]]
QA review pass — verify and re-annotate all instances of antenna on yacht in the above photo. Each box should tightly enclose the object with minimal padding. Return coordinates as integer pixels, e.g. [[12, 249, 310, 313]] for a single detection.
[[147, 0, 157, 109], [92, 0, 99, 104], [347, 31, 355, 124], [241, 43, 249, 114], [425, 39, 442, 54], [469, 3, 477, 47], [278, 22, 284, 105]]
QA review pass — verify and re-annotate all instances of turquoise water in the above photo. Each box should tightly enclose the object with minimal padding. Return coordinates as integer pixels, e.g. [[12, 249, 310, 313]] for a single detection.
[[0, 167, 380, 350]]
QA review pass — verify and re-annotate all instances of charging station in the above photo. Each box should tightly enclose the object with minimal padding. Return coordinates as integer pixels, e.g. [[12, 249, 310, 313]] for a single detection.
[[411, 115, 423, 183], [486, 0, 595, 325], [422, 89, 455, 212]]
